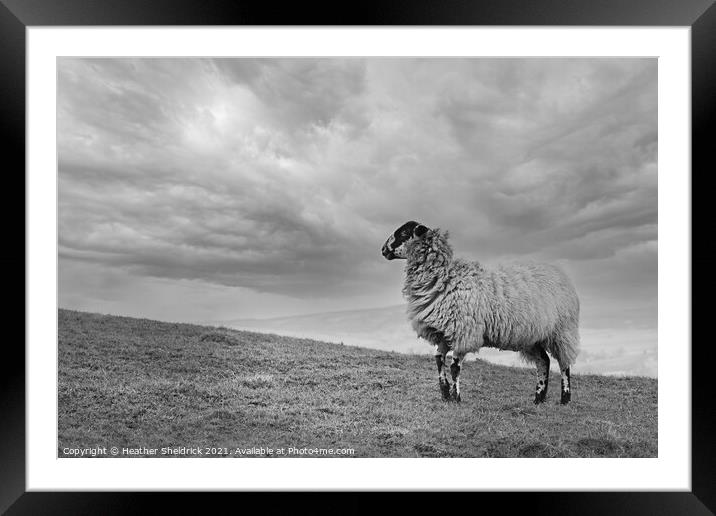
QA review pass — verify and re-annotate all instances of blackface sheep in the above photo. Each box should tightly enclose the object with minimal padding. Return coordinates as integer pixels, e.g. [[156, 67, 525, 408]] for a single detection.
[[381, 221, 580, 404]]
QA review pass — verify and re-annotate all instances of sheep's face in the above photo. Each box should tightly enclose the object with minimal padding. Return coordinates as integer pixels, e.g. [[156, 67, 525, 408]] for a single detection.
[[381, 221, 430, 260]]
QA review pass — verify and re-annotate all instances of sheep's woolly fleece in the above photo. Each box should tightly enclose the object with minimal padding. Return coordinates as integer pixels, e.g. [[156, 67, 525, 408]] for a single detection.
[[403, 229, 580, 366]]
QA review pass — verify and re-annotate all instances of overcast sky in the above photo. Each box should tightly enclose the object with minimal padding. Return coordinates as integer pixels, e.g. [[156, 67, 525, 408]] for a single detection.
[[58, 58, 657, 335]]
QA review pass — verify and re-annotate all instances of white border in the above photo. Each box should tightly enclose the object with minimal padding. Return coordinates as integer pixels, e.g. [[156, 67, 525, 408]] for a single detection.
[[27, 27, 690, 491]]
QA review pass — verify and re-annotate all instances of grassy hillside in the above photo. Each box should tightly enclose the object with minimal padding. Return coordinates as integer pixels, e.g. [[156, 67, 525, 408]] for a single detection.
[[58, 309, 657, 458], [220, 305, 658, 377]]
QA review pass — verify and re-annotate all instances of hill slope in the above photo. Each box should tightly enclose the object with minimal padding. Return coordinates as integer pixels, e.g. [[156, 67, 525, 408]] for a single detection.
[[58, 309, 657, 458], [218, 305, 657, 377]]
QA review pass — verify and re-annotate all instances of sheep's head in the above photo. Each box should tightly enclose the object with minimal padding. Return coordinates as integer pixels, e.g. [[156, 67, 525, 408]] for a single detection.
[[381, 221, 430, 260]]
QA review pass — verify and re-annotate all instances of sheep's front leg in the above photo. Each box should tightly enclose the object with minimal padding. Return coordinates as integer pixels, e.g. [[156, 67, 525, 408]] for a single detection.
[[434, 345, 451, 401], [450, 352, 464, 402], [534, 347, 550, 404]]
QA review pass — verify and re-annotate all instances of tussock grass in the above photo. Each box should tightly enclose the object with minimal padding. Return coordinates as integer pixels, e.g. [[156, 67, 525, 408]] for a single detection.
[[58, 309, 657, 458]]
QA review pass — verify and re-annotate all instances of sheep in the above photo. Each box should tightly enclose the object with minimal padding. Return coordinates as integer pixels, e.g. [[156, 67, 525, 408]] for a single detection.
[[381, 221, 579, 404]]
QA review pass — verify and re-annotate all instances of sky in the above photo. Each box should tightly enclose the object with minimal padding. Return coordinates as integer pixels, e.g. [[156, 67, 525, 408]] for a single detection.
[[58, 58, 657, 349]]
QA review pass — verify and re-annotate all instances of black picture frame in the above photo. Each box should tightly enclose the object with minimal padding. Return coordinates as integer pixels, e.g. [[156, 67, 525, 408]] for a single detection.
[[3, 0, 713, 513]]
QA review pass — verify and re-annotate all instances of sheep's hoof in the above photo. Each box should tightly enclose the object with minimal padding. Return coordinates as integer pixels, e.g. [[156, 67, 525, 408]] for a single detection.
[[534, 392, 547, 405], [560, 391, 571, 405], [450, 386, 461, 402]]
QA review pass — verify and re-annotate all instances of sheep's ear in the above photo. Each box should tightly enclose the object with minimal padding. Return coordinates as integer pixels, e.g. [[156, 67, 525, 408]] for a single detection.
[[414, 224, 429, 237]]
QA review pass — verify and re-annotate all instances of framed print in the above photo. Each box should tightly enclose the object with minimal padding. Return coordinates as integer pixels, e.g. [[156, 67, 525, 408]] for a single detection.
[[4, 0, 713, 513]]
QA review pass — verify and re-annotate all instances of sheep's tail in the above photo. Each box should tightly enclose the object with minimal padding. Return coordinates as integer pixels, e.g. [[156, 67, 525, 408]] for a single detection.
[[547, 314, 580, 368]]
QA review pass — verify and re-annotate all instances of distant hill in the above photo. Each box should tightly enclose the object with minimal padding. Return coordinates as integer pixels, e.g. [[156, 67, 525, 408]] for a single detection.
[[214, 304, 657, 377], [58, 309, 657, 458]]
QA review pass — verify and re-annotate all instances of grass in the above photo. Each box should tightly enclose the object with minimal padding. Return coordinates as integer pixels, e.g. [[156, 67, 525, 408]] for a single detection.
[[58, 309, 657, 458]]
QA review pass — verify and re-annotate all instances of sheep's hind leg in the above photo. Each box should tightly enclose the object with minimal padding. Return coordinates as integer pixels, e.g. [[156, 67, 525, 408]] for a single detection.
[[534, 347, 550, 405], [450, 352, 464, 402], [434, 345, 451, 401], [559, 366, 571, 405]]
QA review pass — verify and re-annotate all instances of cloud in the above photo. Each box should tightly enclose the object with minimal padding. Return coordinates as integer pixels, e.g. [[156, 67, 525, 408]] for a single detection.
[[213, 58, 366, 131], [58, 58, 657, 334]]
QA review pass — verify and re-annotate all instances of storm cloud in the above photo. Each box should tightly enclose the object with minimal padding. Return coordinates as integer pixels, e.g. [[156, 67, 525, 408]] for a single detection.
[[58, 58, 657, 335]]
